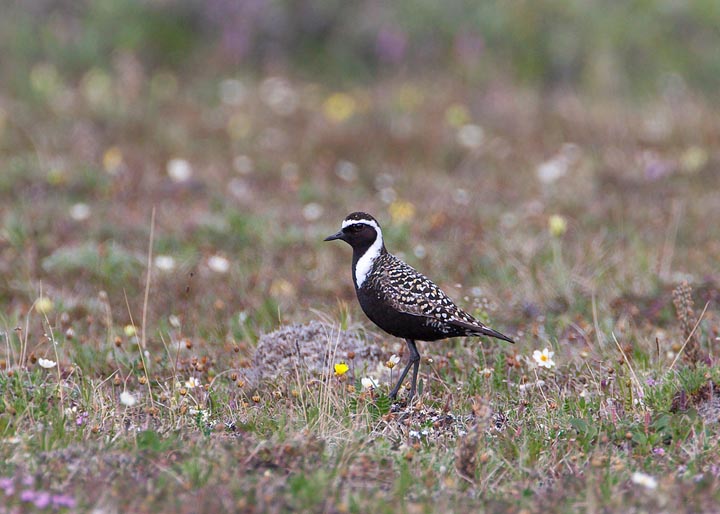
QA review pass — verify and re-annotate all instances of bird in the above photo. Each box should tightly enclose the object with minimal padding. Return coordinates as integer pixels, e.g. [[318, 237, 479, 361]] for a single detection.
[[324, 211, 514, 401]]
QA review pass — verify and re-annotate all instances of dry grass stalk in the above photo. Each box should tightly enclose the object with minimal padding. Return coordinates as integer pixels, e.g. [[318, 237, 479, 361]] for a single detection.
[[671, 281, 706, 366]]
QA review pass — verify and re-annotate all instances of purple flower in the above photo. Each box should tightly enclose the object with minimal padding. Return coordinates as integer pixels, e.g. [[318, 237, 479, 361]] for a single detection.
[[34, 491, 52, 509], [375, 27, 407, 63], [52, 494, 77, 509], [642, 152, 674, 181], [20, 489, 52, 509], [202, 0, 268, 60], [76, 412, 89, 426], [0, 477, 14, 495], [652, 447, 665, 456]]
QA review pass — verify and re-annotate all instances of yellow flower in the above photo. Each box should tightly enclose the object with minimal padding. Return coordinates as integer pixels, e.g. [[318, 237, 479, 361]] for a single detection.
[[103, 146, 123, 174], [323, 93, 356, 123], [396, 85, 423, 112], [548, 215, 567, 237], [124, 324, 137, 337], [389, 200, 415, 224], [81, 68, 113, 109], [29, 62, 61, 96], [445, 103, 470, 128], [46, 169, 66, 186], [226, 113, 252, 140], [334, 362, 349, 376], [269, 278, 295, 299], [680, 146, 708, 174], [35, 297, 54, 315]]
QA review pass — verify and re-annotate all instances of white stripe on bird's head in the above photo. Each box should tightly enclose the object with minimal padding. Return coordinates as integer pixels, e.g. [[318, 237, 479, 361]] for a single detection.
[[342, 217, 383, 289], [341, 217, 381, 232]]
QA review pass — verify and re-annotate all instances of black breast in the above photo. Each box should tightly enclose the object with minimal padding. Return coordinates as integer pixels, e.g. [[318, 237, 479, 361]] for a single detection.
[[356, 286, 464, 341]]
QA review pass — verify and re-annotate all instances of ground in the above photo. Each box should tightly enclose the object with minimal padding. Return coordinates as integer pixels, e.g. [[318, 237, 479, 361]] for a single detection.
[[1, 68, 720, 512]]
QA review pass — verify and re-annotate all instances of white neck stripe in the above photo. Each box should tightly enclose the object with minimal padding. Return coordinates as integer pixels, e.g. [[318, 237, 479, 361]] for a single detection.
[[345, 219, 383, 288]]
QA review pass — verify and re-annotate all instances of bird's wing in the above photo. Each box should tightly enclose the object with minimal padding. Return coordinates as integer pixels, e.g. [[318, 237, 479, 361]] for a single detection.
[[374, 254, 467, 320], [372, 254, 515, 343]]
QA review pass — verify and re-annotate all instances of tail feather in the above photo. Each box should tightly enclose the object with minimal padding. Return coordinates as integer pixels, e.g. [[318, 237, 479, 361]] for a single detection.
[[449, 319, 515, 344]]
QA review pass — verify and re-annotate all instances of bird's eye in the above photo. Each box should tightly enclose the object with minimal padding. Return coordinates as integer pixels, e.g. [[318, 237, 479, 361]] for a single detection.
[[349, 223, 363, 232]]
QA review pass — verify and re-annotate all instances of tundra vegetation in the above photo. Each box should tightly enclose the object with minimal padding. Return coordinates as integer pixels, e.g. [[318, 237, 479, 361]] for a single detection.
[[1, 2, 719, 512]]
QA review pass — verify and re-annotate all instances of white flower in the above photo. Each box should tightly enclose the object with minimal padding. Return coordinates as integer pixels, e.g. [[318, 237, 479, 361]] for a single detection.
[[361, 377, 379, 391], [70, 203, 91, 221], [385, 354, 401, 369], [532, 348, 555, 369], [302, 203, 324, 221], [120, 391, 136, 407], [479, 367, 493, 378], [219, 79, 246, 106], [379, 187, 396, 204], [335, 160, 358, 182], [167, 158, 192, 182], [631, 471, 658, 490], [38, 358, 56, 369], [154, 255, 176, 271], [519, 379, 546, 392], [185, 377, 201, 389], [259, 77, 298, 116], [456, 124, 484, 149], [536, 156, 568, 184], [453, 188, 470, 205], [188, 408, 210, 423], [207, 255, 230, 273], [409, 428, 431, 439]]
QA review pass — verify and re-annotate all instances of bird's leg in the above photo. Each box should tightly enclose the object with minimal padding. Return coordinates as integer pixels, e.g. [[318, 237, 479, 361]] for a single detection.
[[407, 340, 421, 400], [389, 339, 421, 400]]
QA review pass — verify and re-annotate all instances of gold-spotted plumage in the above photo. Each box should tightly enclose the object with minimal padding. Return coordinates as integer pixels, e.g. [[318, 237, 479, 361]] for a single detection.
[[325, 212, 514, 401], [370, 253, 478, 326]]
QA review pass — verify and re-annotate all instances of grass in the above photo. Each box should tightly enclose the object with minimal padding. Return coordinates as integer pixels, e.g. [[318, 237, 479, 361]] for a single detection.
[[1, 66, 720, 512]]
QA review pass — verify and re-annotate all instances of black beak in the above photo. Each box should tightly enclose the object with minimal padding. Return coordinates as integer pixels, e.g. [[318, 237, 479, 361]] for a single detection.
[[324, 230, 344, 242]]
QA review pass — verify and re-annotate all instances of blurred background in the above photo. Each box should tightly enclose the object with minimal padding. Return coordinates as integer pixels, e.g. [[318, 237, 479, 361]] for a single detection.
[[1, 0, 719, 345], [5, 0, 720, 93]]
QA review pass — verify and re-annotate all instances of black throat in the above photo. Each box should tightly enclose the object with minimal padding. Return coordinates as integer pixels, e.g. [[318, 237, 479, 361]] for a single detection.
[[350, 239, 386, 290]]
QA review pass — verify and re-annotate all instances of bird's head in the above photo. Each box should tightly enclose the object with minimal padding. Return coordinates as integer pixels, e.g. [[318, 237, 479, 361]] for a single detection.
[[324, 212, 383, 251]]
